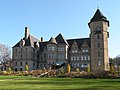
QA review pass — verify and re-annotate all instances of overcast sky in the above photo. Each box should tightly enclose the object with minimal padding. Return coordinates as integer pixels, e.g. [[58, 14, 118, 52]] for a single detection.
[[0, 0, 120, 58]]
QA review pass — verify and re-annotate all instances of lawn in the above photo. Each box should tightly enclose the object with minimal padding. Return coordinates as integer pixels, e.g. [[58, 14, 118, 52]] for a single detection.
[[0, 76, 120, 90]]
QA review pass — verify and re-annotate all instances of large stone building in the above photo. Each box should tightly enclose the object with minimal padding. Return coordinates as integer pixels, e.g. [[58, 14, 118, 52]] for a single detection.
[[12, 9, 110, 73]]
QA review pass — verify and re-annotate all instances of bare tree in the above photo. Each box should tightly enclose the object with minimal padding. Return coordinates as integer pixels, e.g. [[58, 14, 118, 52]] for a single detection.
[[0, 44, 11, 63]]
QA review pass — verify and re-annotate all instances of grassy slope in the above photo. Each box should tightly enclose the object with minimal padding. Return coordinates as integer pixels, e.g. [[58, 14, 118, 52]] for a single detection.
[[0, 76, 120, 90]]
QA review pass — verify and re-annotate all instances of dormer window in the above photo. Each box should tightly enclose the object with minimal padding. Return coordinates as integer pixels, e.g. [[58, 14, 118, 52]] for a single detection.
[[82, 48, 88, 53], [71, 49, 78, 53]]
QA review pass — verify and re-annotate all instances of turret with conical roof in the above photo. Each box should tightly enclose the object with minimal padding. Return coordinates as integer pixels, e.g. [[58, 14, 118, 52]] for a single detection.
[[88, 9, 109, 26], [49, 37, 57, 45]]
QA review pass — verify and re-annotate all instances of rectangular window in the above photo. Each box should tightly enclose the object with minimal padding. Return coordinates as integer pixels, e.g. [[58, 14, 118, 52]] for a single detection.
[[84, 56, 87, 60], [25, 62, 28, 65], [33, 63, 35, 66], [97, 35, 100, 39], [20, 62, 22, 66], [82, 48, 88, 53], [86, 49, 88, 52], [98, 52, 100, 57], [58, 47, 64, 51], [20, 68, 22, 71], [15, 62, 17, 66], [98, 60, 101, 66], [74, 63, 76, 68], [88, 56, 90, 61], [82, 49, 85, 52], [77, 56, 79, 61], [81, 56, 83, 61], [52, 46, 55, 51], [74, 56, 76, 61], [98, 43, 100, 48], [77, 63, 79, 67], [71, 57, 73, 61]]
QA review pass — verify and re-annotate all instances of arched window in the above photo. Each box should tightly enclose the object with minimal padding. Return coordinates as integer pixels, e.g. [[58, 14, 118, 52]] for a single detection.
[[97, 35, 100, 39]]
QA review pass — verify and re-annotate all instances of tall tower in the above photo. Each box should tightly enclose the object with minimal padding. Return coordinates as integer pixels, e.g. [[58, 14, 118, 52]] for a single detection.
[[88, 9, 110, 73]]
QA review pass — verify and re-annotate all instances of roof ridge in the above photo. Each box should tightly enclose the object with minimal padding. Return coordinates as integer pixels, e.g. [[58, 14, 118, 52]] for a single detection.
[[55, 33, 69, 46]]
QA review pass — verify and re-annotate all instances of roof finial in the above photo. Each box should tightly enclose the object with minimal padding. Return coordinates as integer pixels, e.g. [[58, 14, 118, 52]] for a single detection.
[[97, 6, 99, 9]]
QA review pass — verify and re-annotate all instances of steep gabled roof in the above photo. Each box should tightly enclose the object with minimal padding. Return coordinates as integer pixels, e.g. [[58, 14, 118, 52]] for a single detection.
[[55, 33, 69, 46], [48, 37, 57, 44], [71, 40, 79, 48], [67, 38, 90, 50], [13, 35, 40, 47], [89, 9, 109, 26], [39, 41, 48, 52]]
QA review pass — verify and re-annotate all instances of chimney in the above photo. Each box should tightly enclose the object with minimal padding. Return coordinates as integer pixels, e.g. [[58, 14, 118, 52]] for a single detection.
[[41, 37, 44, 42], [25, 27, 29, 39]]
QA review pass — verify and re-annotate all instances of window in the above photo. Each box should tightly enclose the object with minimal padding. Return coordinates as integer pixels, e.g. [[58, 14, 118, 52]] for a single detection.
[[53, 62, 55, 64], [15, 62, 17, 66], [84, 56, 87, 60], [71, 57, 73, 61], [82, 48, 88, 53], [77, 56, 79, 61], [25, 62, 28, 65], [33, 63, 35, 66], [72, 49, 78, 53], [98, 52, 100, 57], [98, 60, 101, 66], [86, 49, 88, 52], [48, 46, 55, 51], [81, 63, 87, 68], [71, 63, 74, 67], [20, 68, 22, 71], [20, 62, 22, 66], [98, 43, 100, 48], [82, 49, 85, 52], [81, 56, 83, 61], [51, 46, 55, 51], [58, 47, 64, 51], [74, 56, 76, 61], [88, 56, 90, 61], [77, 63, 79, 67], [97, 35, 100, 39], [74, 63, 76, 68]]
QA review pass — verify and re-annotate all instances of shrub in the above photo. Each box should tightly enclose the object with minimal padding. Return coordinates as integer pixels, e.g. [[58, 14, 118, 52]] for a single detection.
[[29, 70, 44, 77]]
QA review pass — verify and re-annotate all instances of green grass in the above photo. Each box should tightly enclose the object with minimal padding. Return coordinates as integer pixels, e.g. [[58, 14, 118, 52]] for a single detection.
[[0, 76, 120, 90]]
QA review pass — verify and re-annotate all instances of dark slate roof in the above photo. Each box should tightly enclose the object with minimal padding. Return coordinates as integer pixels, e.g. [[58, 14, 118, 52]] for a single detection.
[[55, 33, 69, 46], [89, 9, 109, 26], [67, 38, 90, 50], [37, 37, 90, 52], [49, 37, 57, 44], [39, 42, 48, 52], [13, 35, 40, 47]]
